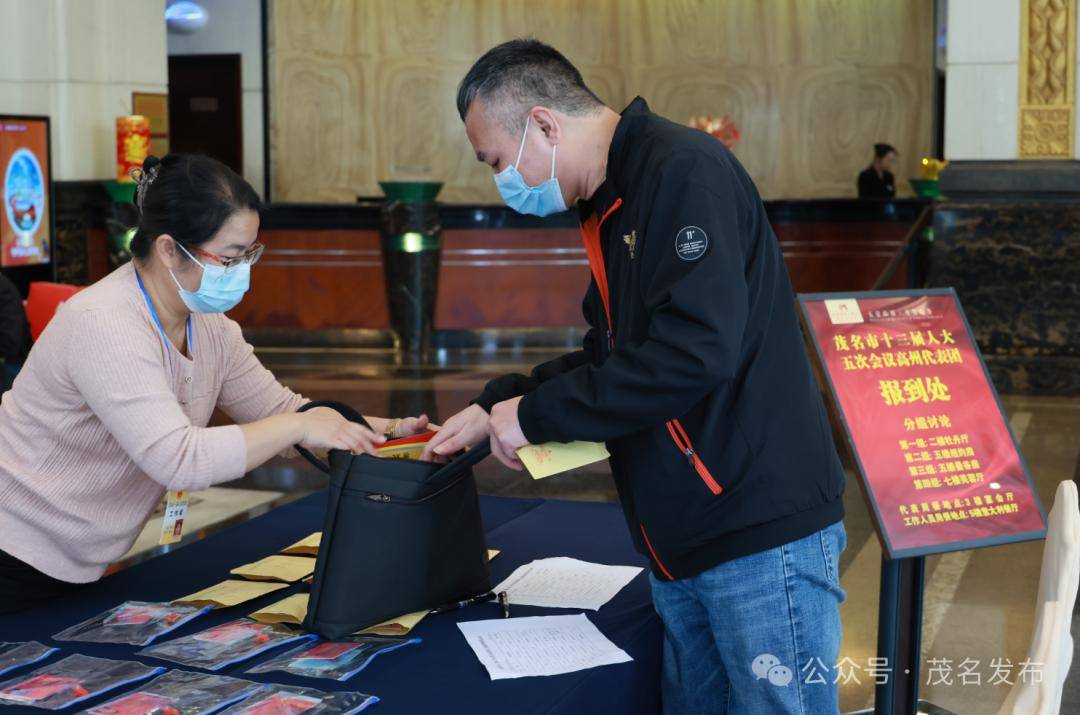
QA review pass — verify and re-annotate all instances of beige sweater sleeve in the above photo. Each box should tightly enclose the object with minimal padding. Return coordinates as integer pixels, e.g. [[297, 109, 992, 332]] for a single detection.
[[216, 318, 308, 424], [68, 308, 247, 491], [216, 318, 309, 458]]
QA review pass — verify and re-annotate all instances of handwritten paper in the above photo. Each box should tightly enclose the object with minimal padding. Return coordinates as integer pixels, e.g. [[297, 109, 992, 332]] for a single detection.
[[174, 580, 288, 608], [457, 614, 632, 680], [494, 557, 642, 611], [516, 441, 610, 479]]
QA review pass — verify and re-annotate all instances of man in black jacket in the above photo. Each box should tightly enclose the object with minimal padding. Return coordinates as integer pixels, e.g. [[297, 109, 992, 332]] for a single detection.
[[428, 40, 847, 714]]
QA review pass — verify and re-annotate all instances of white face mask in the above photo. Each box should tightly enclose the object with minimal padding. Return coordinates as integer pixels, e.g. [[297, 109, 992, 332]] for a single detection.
[[168, 242, 251, 313], [493, 115, 567, 217]]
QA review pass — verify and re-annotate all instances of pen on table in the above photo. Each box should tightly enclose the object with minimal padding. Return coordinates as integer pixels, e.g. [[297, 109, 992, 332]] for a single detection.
[[499, 591, 510, 618], [429, 591, 496, 615]]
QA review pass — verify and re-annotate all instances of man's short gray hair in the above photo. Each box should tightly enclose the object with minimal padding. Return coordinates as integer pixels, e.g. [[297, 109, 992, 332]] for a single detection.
[[456, 38, 604, 133]]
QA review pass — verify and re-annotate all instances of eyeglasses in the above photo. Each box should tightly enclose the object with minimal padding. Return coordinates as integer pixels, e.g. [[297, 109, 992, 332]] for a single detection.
[[184, 241, 265, 270]]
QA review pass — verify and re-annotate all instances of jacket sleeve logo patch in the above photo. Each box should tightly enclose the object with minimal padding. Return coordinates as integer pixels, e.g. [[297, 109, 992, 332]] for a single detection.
[[675, 226, 708, 261]]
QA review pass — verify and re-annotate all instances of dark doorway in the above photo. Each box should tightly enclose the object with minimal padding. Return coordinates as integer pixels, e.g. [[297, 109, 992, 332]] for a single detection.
[[167, 54, 243, 173]]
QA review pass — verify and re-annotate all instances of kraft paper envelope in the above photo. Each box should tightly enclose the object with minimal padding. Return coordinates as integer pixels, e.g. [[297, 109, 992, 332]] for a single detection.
[[257, 552, 502, 630], [356, 551, 501, 634], [250, 592, 310, 625], [281, 532, 321, 556], [231, 555, 315, 583], [516, 441, 610, 479], [358, 609, 430, 636], [174, 579, 288, 608], [251, 592, 430, 635], [284, 535, 500, 563]]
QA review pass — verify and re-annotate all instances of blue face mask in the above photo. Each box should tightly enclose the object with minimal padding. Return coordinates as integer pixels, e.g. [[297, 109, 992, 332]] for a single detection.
[[494, 116, 567, 217], [169, 243, 251, 313]]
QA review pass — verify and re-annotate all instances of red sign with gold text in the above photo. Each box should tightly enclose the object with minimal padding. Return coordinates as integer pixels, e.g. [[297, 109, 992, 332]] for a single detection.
[[800, 289, 1046, 558]]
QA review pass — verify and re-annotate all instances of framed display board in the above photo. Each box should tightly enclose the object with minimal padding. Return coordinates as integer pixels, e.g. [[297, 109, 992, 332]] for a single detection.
[[799, 289, 1047, 558], [0, 115, 53, 269]]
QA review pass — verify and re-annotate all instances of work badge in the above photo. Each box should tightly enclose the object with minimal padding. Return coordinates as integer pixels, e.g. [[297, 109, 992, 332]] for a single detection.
[[159, 490, 189, 545]]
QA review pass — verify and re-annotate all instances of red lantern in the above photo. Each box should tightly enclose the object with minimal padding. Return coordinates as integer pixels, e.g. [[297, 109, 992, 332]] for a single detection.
[[116, 115, 151, 182]]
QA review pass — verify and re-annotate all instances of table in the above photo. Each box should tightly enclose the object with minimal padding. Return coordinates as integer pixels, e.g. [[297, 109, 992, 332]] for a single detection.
[[0, 494, 662, 714]]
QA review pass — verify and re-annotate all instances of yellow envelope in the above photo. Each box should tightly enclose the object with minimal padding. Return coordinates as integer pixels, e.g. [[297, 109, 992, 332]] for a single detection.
[[231, 555, 315, 583], [250, 592, 309, 625], [516, 441, 610, 479], [281, 532, 321, 556], [261, 550, 502, 632], [356, 609, 430, 636], [284, 540, 497, 562], [174, 579, 288, 608]]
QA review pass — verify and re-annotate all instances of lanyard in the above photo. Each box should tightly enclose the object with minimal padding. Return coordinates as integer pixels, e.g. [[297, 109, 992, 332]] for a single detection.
[[134, 269, 193, 373], [136, 269, 197, 527]]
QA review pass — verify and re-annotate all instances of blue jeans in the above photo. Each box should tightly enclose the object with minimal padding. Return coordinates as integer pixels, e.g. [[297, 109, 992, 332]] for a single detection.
[[649, 521, 847, 715]]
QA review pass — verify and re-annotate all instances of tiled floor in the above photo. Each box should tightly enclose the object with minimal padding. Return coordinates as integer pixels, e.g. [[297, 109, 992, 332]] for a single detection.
[[215, 346, 1079, 714]]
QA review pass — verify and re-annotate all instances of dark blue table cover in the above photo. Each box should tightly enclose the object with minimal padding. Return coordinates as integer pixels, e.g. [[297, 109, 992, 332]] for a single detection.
[[0, 494, 662, 714]]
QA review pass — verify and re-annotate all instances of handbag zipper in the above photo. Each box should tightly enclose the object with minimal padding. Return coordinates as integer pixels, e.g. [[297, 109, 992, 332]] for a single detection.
[[361, 473, 465, 505], [665, 419, 723, 495]]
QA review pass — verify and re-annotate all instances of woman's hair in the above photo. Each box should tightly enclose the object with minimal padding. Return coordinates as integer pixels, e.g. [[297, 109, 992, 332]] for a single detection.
[[129, 154, 261, 260]]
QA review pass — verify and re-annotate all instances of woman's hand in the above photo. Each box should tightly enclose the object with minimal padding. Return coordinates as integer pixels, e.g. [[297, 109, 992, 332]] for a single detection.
[[298, 407, 386, 455]]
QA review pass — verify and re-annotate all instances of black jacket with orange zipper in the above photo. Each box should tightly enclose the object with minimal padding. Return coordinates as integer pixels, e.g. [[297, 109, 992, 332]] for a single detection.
[[474, 97, 845, 580]]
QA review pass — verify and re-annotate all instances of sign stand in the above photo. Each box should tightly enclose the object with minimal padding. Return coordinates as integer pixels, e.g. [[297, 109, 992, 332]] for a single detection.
[[875, 554, 926, 715], [798, 290, 1047, 715]]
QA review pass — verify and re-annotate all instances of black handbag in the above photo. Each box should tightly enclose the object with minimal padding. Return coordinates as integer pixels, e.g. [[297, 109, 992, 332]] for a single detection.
[[295, 401, 493, 639]]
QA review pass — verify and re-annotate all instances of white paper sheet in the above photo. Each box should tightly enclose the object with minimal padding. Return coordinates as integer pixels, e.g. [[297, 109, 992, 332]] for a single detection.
[[493, 557, 643, 610], [457, 614, 632, 680]]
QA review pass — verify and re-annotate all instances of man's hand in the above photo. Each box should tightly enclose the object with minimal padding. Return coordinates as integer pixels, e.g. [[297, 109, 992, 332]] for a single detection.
[[390, 414, 433, 438], [424, 404, 490, 460], [489, 396, 527, 471]]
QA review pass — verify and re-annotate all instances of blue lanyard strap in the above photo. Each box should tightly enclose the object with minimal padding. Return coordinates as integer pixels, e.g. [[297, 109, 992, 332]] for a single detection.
[[135, 269, 192, 371]]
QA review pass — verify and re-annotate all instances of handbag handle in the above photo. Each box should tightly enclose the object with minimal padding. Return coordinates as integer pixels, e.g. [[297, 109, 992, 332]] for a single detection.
[[293, 400, 492, 475], [294, 400, 372, 474]]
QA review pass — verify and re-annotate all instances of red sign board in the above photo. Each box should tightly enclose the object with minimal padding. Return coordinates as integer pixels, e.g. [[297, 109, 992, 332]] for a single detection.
[[799, 289, 1046, 558]]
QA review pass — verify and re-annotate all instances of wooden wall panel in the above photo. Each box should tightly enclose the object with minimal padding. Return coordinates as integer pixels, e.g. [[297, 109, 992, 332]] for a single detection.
[[238, 218, 911, 332], [270, 0, 934, 202], [227, 229, 389, 330], [436, 228, 588, 329]]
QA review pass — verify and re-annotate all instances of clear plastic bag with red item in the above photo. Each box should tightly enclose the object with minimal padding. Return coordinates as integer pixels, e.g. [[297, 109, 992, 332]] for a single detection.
[[245, 636, 419, 682], [85, 669, 266, 715], [138, 619, 315, 671], [0, 642, 59, 678], [215, 685, 378, 715], [0, 654, 163, 710], [53, 601, 212, 646]]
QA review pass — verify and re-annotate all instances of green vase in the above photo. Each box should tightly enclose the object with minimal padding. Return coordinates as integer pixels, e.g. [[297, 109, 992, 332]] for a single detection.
[[379, 181, 443, 355], [103, 181, 138, 265]]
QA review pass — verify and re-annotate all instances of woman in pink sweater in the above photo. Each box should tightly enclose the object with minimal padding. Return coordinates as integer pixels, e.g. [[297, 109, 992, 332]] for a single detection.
[[0, 155, 429, 613]]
